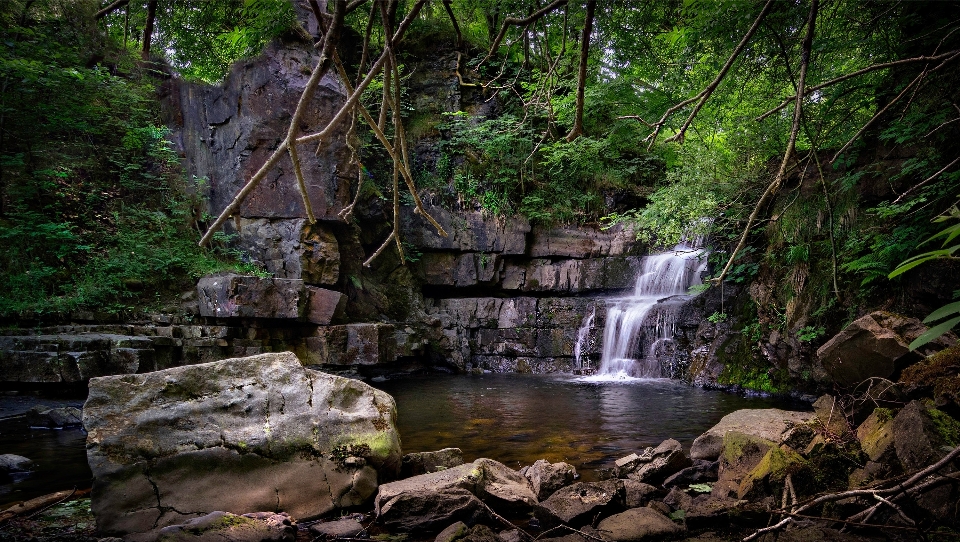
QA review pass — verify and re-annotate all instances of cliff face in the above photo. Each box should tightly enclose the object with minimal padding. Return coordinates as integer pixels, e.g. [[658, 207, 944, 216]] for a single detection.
[[153, 37, 649, 376]]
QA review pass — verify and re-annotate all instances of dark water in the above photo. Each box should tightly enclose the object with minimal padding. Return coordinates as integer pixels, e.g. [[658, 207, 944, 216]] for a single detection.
[[374, 374, 805, 479], [0, 397, 91, 508]]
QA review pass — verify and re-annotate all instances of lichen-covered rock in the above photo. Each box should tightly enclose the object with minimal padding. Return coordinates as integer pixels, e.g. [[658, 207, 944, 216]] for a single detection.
[[690, 409, 814, 461], [855, 408, 897, 463], [83, 352, 401, 541], [900, 345, 960, 414], [595, 507, 683, 541], [712, 431, 777, 500], [737, 445, 808, 500], [520, 459, 578, 501], [156, 511, 296, 542]]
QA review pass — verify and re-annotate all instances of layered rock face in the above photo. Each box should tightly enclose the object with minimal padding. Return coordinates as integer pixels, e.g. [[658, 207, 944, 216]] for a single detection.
[[83, 352, 401, 541]]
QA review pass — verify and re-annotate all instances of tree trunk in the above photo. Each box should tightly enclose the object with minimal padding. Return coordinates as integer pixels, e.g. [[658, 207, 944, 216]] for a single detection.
[[566, 0, 595, 142], [142, 0, 158, 60]]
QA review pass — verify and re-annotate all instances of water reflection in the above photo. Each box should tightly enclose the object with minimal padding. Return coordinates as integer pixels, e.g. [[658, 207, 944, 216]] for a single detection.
[[374, 374, 802, 480]]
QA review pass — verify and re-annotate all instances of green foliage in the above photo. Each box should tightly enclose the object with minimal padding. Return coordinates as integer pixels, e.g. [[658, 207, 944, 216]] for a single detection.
[[707, 312, 728, 324], [797, 326, 826, 343], [0, 2, 248, 318], [889, 201, 960, 350]]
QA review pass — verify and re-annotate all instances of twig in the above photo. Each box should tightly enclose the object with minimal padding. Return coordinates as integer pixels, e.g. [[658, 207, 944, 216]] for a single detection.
[[743, 517, 793, 541], [872, 494, 915, 526], [893, 155, 960, 204], [713, 0, 818, 284], [756, 49, 960, 122], [482, 0, 568, 65], [662, 0, 775, 145]]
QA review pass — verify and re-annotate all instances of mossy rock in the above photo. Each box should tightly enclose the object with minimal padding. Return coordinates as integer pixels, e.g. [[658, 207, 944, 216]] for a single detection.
[[738, 445, 808, 500], [901, 345, 960, 413]]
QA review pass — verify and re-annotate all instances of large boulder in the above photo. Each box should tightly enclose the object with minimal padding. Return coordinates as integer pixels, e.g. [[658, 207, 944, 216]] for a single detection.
[[690, 409, 814, 461], [816, 311, 955, 386], [375, 458, 537, 532], [83, 352, 401, 541]]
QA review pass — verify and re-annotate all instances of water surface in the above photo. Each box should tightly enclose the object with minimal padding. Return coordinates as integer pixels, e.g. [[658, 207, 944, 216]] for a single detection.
[[374, 374, 803, 479]]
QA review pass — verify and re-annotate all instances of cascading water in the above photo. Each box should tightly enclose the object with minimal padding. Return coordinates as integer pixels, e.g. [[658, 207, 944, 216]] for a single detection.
[[573, 307, 596, 369], [594, 243, 707, 379]]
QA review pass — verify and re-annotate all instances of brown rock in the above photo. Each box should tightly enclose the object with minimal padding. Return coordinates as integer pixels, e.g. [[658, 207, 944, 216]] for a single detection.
[[594, 507, 683, 541], [521, 459, 578, 501], [197, 274, 303, 319], [536, 481, 624, 527], [305, 286, 346, 325]]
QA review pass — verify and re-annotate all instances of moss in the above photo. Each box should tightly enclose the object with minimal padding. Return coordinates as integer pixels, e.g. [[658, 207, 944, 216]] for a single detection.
[[900, 344, 960, 388], [721, 431, 775, 466], [927, 407, 960, 447], [874, 407, 894, 424]]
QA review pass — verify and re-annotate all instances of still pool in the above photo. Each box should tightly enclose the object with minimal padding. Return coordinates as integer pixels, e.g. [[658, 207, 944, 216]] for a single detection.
[[373, 373, 805, 479], [0, 374, 806, 505]]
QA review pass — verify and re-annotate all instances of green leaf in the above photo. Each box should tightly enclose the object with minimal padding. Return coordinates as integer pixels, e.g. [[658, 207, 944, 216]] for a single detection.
[[923, 301, 960, 324], [909, 316, 960, 350]]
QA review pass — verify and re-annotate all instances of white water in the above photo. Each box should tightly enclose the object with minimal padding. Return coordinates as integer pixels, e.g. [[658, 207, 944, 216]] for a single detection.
[[573, 307, 595, 368], [587, 244, 707, 381]]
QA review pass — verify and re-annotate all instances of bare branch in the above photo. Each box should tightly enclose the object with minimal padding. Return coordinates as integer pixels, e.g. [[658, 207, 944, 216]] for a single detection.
[[199, 0, 346, 247], [565, 0, 596, 142], [832, 51, 960, 163], [756, 49, 960, 122], [95, 0, 128, 20], [894, 155, 960, 204], [663, 0, 775, 144], [482, 0, 568, 65], [617, 115, 654, 128], [713, 0, 818, 284]]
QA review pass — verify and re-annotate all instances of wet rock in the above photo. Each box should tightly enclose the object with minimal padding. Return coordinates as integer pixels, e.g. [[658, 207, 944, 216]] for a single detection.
[[435, 521, 470, 542], [690, 409, 814, 461], [622, 480, 658, 508], [376, 458, 537, 529], [402, 448, 465, 478], [663, 460, 718, 489], [0, 454, 32, 482], [309, 517, 365, 540], [25, 405, 83, 428], [536, 481, 624, 527], [816, 311, 954, 386], [155, 511, 296, 542], [0, 334, 154, 382], [521, 459, 578, 500], [628, 439, 692, 485], [595, 507, 683, 541], [83, 352, 400, 541]]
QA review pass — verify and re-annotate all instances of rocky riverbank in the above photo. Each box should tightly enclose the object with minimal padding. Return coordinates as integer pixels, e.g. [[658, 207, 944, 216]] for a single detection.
[[1, 349, 957, 542]]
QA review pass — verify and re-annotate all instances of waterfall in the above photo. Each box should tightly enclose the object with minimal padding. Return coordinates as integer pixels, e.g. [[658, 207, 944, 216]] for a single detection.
[[573, 306, 596, 369], [594, 243, 707, 379]]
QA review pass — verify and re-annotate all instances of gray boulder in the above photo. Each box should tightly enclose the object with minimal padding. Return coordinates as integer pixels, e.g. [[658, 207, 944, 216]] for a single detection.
[[536, 480, 624, 527], [520, 459, 578, 500], [156, 511, 296, 542], [595, 507, 683, 541], [690, 409, 815, 461], [375, 487, 489, 533], [662, 460, 718, 489], [628, 439, 692, 485], [25, 405, 82, 428], [83, 352, 401, 541], [816, 311, 954, 386], [376, 458, 537, 525]]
